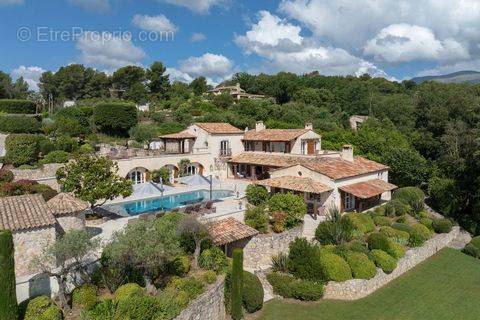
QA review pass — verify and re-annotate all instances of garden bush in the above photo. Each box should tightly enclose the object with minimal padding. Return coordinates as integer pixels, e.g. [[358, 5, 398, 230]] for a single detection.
[[373, 215, 391, 226], [389, 199, 411, 216], [0, 230, 17, 320], [470, 236, 480, 249], [271, 252, 289, 273], [347, 239, 369, 254], [268, 193, 306, 228], [78, 143, 95, 154], [344, 213, 375, 234], [271, 211, 287, 233], [93, 102, 138, 136], [0, 169, 13, 183], [244, 205, 269, 233], [167, 276, 204, 300], [432, 218, 453, 233], [245, 184, 269, 205], [266, 272, 324, 301], [0, 115, 41, 133], [226, 271, 264, 314], [368, 232, 405, 258], [380, 226, 410, 245], [0, 99, 36, 114], [81, 299, 117, 320], [38, 138, 55, 155], [315, 219, 353, 245], [318, 252, 352, 282], [168, 255, 191, 276], [413, 224, 432, 240], [5, 134, 40, 166], [72, 284, 98, 311], [115, 295, 160, 320], [287, 238, 323, 281], [408, 232, 426, 247], [420, 217, 434, 230], [370, 249, 397, 274], [54, 135, 78, 152], [199, 247, 229, 273], [24, 296, 63, 320], [388, 242, 406, 259], [392, 187, 424, 213], [392, 222, 414, 234], [40, 150, 70, 164], [463, 243, 480, 259], [342, 251, 376, 279], [202, 270, 217, 284], [114, 283, 144, 302]]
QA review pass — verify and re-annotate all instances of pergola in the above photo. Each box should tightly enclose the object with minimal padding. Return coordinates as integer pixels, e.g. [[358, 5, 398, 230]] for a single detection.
[[255, 176, 333, 219], [339, 179, 397, 212], [159, 131, 197, 154]]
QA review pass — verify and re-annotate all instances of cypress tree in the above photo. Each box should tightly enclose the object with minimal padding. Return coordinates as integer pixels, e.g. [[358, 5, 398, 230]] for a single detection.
[[0, 230, 18, 320], [231, 248, 244, 320]]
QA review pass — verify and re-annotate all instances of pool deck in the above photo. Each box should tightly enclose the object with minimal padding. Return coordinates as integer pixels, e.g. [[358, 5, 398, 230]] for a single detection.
[[89, 179, 251, 245]]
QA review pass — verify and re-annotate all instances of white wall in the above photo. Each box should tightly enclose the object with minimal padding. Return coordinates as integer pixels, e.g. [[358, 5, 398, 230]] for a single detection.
[[290, 131, 322, 154]]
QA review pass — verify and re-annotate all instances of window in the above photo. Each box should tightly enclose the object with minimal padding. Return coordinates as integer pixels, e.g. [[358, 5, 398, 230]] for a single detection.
[[301, 140, 307, 155], [128, 170, 145, 185], [186, 164, 197, 176], [220, 140, 230, 156], [344, 193, 355, 211]]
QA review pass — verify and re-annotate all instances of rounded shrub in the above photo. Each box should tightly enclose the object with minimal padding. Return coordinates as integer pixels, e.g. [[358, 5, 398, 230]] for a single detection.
[[72, 284, 98, 311], [114, 283, 144, 302], [319, 252, 352, 282], [343, 251, 376, 279], [370, 249, 397, 274], [287, 238, 323, 281], [390, 199, 411, 216], [432, 219, 453, 233], [79, 143, 95, 154], [380, 226, 410, 245], [392, 187, 424, 213], [388, 242, 406, 259], [82, 299, 117, 320], [343, 213, 375, 235], [413, 224, 432, 240], [24, 296, 63, 320], [167, 276, 204, 300], [202, 270, 217, 284], [268, 193, 306, 228], [242, 271, 264, 313], [245, 184, 269, 206], [40, 150, 70, 164], [391, 222, 414, 234], [470, 236, 480, 249], [347, 239, 369, 254], [373, 216, 391, 227], [266, 272, 324, 301], [315, 220, 353, 245], [244, 205, 269, 233], [408, 232, 426, 247], [93, 102, 138, 136], [169, 255, 191, 276], [367, 232, 391, 251], [199, 247, 229, 273], [420, 217, 434, 230], [5, 134, 40, 166], [463, 243, 480, 259], [115, 295, 160, 320]]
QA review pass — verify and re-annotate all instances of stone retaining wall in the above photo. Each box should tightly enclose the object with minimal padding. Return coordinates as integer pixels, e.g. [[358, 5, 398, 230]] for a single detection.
[[243, 225, 303, 270], [174, 276, 226, 320], [11, 163, 63, 190], [323, 226, 460, 300]]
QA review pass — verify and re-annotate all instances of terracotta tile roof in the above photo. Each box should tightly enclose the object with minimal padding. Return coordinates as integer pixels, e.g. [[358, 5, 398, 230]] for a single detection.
[[301, 156, 389, 180], [47, 193, 90, 217], [208, 217, 259, 246], [0, 194, 56, 232], [243, 129, 310, 141], [160, 131, 197, 139], [256, 176, 333, 194], [230, 152, 312, 168], [339, 179, 397, 199], [230, 153, 388, 180], [195, 123, 243, 134]]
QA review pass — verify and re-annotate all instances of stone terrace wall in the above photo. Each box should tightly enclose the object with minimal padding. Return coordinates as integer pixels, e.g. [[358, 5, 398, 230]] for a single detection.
[[11, 163, 63, 190], [323, 226, 460, 300], [174, 276, 226, 320], [244, 225, 303, 270]]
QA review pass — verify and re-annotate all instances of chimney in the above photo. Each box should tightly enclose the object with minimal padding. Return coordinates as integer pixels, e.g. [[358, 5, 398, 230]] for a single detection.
[[305, 123, 313, 130], [255, 121, 266, 131], [341, 144, 354, 162]]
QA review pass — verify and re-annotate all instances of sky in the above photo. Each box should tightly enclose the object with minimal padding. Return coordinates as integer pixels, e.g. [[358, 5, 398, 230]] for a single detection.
[[1, 0, 480, 90]]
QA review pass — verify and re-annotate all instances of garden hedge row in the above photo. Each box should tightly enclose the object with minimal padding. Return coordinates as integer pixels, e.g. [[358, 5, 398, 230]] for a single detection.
[[0, 99, 36, 114], [342, 251, 376, 280], [0, 115, 41, 133], [370, 249, 397, 274], [93, 102, 138, 136], [267, 272, 324, 301]]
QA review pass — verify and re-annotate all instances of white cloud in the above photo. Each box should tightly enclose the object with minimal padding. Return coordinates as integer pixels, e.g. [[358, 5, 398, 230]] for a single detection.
[[132, 14, 178, 34], [190, 33, 206, 42], [76, 31, 146, 70], [364, 24, 469, 63], [0, 0, 23, 6], [235, 11, 389, 78], [165, 67, 194, 83], [67, 0, 110, 12], [11, 66, 46, 92], [179, 53, 233, 81], [158, 0, 225, 14]]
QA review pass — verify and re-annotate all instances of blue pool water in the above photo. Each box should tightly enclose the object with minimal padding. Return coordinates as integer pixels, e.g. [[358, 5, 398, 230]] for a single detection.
[[104, 189, 234, 216]]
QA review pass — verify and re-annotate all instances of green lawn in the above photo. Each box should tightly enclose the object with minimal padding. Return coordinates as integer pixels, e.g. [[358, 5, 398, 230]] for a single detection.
[[258, 248, 480, 320]]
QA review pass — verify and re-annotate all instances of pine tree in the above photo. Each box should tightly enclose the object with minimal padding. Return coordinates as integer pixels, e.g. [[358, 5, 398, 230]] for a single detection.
[[231, 248, 244, 320], [0, 230, 18, 320]]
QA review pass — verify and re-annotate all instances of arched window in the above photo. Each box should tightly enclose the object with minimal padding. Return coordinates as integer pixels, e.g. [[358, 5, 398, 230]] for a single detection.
[[186, 164, 197, 176], [128, 170, 145, 185]]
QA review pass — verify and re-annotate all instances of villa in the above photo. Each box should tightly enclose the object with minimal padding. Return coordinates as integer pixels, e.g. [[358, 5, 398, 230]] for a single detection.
[[205, 83, 266, 100]]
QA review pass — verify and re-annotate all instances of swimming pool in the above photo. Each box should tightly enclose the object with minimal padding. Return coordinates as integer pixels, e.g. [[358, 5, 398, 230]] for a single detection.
[[103, 189, 234, 216]]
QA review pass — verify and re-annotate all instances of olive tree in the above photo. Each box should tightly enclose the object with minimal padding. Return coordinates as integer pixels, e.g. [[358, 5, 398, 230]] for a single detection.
[[177, 215, 210, 269]]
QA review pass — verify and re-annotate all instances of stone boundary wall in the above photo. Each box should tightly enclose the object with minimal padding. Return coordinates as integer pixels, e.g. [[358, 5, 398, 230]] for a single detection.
[[11, 163, 63, 190], [323, 226, 460, 300], [243, 225, 303, 270], [174, 276, 226, 320]]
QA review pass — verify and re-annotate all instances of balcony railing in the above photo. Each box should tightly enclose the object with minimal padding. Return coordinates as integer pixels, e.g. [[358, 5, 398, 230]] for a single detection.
[[219, 148, 232, 157]]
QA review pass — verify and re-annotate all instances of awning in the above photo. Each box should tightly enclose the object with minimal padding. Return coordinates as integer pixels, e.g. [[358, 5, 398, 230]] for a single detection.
[[339, 179, 397, 199], [256, 176, 332, 194], [208, 218, 259, 246]]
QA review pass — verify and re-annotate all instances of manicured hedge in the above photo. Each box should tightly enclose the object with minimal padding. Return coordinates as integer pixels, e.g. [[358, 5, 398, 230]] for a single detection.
[[39, 150, 70, 165], [420, 217, 434, 230], [463, 243, 480, 259], [373, 216, 391, 226], [5, 134, 40, 166], [0, 99, 36, 114], [370, 249, 397, 274], [318, 252, 352, 282], [114, 283, 144, 302], [392, 187, 424, 213], [0, 115, 41, 133], [413, 224, 432, 240], [380, 226, 410, 245], [115, 295, 159, 320], [287, 238, 323, 281], [245, 184, 269, 206], [432, 219, 453, 234], [0, 230, 18, 320], [24, 296, 63, 320], [266, 272, 324, 301], [342, 251, 376, 279], [225, 271, 264, 314], [72, 284, 98, 311], [93, 102, 138, 136], [315, 219, 353, 245], [344, 213, 375, 235], [368, 232, 405, 259]]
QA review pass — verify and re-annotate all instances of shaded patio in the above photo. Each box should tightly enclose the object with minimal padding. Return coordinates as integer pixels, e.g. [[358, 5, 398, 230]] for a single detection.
[[339, 179, 397, 212]]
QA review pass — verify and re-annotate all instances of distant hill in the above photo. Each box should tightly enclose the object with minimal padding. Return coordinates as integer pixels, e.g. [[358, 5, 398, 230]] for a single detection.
[[411, 71, 480, 84]]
